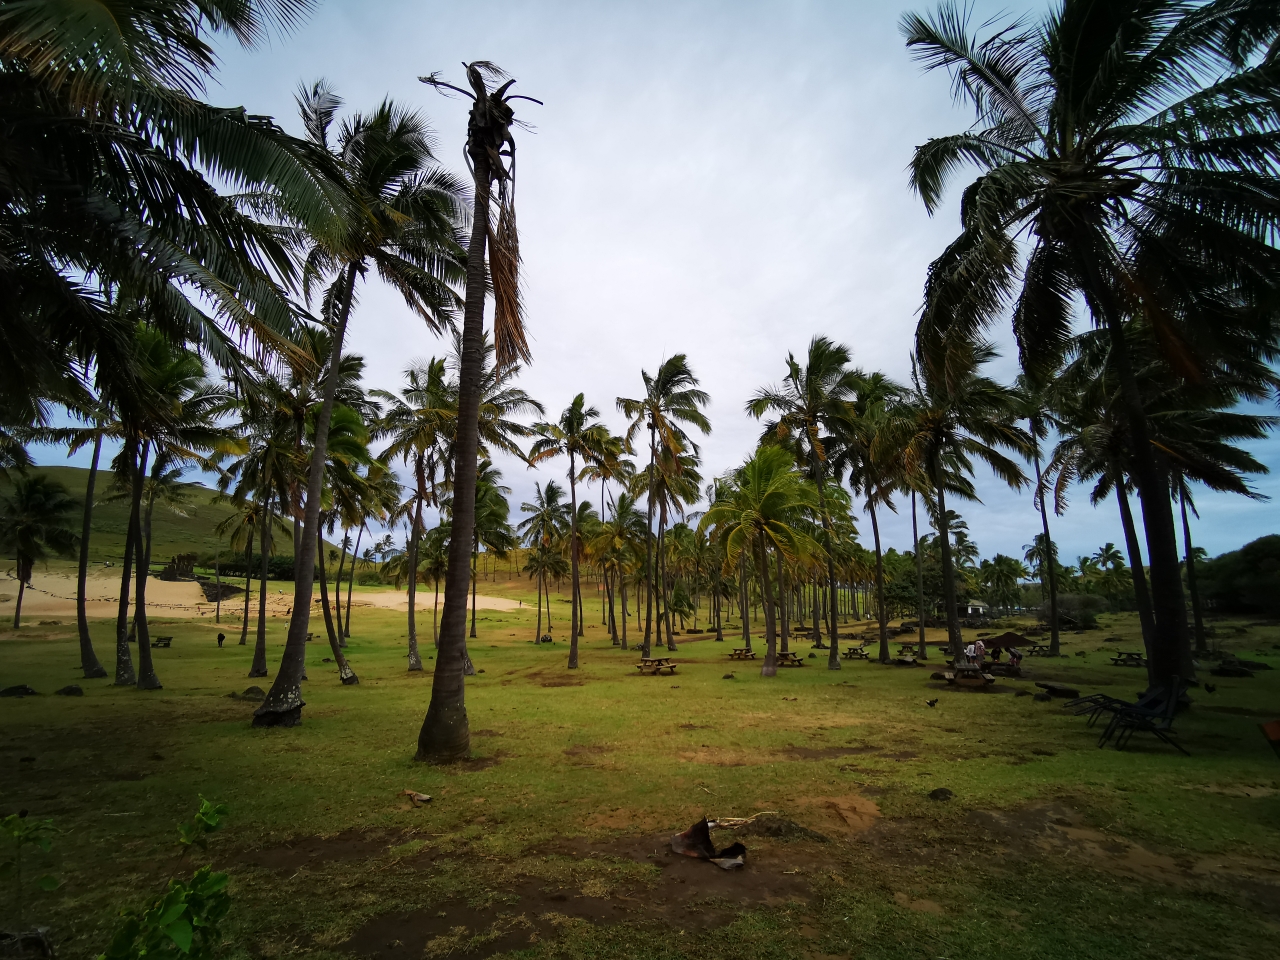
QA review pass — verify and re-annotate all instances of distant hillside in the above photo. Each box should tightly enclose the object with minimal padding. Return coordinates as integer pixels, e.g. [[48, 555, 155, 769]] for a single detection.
[[1, 465, 326, 565]]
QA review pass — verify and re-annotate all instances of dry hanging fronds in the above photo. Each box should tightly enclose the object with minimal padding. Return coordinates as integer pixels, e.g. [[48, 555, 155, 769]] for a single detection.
[[489, 183, 531, 370]]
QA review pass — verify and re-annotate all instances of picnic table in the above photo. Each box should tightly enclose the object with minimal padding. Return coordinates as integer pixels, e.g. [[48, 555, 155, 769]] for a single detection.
[[728, 648, 757, 660], [775, 651, 805, 667], [897, 642, 919, 655], [151, 636, 173, 648], [945, 663, 995, 686], [1110, 650, 1147, 667], [636, 657, 677, 675], [1026, 642, 1054, 657], [842, 644, 869, 660]]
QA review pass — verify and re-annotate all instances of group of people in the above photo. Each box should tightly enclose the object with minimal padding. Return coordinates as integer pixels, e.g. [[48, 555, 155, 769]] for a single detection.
[[963, 638, 1022, 668]]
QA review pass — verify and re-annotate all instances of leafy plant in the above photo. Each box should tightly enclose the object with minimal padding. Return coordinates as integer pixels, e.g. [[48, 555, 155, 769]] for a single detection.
[[98, 799, 231, 959], [0, 810, 60, 927]]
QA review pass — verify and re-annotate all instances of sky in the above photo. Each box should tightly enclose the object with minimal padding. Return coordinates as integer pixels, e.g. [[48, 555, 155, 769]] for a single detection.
[[35, 0, 1279, 563]]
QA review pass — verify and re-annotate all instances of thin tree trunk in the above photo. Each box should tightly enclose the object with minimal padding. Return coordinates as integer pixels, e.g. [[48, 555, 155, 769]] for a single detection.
[[814, 467, 841, 669], [869, 498, 889, 664], [739, 551, 751, 650], [333, 530, 346, 647], [12, 577, 25, 628], [642, 431, 656, 659], [407, 470, 424, 671], [1031, 431, 1061, 656], [249, 497, 271, 678], [345, 524, 363, 639], [935, 462, 963, 659], [1116, 476, 1156, 664], [758, 533, 777, 677], [913, 491, 927, 659], [317, 533, 358, 684], [133, 444, 161, 689], [75, 431, 107, 677], [215, 557, 221, 624], [239, 532, 252, 645], [535, 570, 543, 642], [776, 549, 789, 654], [1180, 486, 1207, 655], [607, 567, 619, 644], [417, 147, 492, 761], [470, 538, 479, 640], [255, 262, 358, 727], [620, 573, 629, 650], [113, 437, 138, 686]]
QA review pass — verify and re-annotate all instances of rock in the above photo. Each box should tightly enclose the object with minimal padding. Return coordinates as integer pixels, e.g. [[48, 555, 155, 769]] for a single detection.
[[227, 685, 267, 702], [477, 669, 486, 674], [722, 673, 735, 680], [1033, 692, 1053, 702], [54, 684, 83, 697], [0, 685, 38, 698], [929, 787, 954, 801], [808, 652, 817, 659]]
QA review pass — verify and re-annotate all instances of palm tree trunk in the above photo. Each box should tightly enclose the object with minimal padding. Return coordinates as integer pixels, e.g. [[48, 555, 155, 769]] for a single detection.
[[255, 263, 358, 726], [75, 430, 107, 678], [407, 469, 424, 670], [12, 576, 25, 628], [642, 432, 657, 659], [1179, 486, 1207, 655], [776, 549, 789, 654], [935, 462, 963, 659], [344, 524, 364, 639], [417, 149, 492, 761], [113, 437, 139, 686], [1032, 436, 1061, 656], [739, 550, 751, 650], [134, 457, 161, 690], [535, 570, 543, 642], [215, 557, 222, 624], [607, 567, 619, 644], [758, 533, 777, 677], [869, 498, 889, 664], [332, 532, 345, 647], [620, 573, 629, 650], [469, 539, 479, 642], [317, 533, 358, 684], [912, 491, 927, 660], [239, 531, 253, 645], [1115, 477, 1156, 662], [813, 466, 841, 669], [249, 497, 272, 678]]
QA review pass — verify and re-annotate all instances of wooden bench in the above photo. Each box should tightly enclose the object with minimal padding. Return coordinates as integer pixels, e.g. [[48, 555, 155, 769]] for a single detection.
[[636, 657, 677, 675], [945, 665, 995, 685], [1026, 643, 1054, 657], [728, 648, 757, 660], [842, 644, 869, 660], [775, 651, 805, 667], [1110, 651, 1147, 667], [151, 636, 173, 648]]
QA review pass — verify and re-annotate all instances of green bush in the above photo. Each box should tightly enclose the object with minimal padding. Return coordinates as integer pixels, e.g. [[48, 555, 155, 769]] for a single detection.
[[1198, 535, 1280, 616]]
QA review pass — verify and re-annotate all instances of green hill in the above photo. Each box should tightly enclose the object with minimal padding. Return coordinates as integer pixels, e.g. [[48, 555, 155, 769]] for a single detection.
[[1, 465, 339, 567]]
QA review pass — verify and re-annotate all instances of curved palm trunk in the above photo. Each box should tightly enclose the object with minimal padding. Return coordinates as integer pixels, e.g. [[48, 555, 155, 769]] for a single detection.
[[606, 567, 619, 645], [239, 532, 253, 645], [912, 492, 927, 659], [255, 263, 359, 726], [1179, 488, 1207, 655], [934, 463, 963, 659], [758, 533, 778, 677], [134, 456, 162, 690], [1031, 434, 1061, 656], [344, 524, 364, 639], [619, 573, 629, 650], [642, 432, 657, 659], [75, 431, 107, 678], [332, 532, 346, 647], [813, 468, 840, 669], [113, 438, 139, 686], [869, 499, 890, 663], [1116, 479, 1156, 675], [416, 153, 492, 762], [249, 497, 272, 678], [407, 482, 424, 671], [317, 535, 358, 684], [12, 575, 26, 628]]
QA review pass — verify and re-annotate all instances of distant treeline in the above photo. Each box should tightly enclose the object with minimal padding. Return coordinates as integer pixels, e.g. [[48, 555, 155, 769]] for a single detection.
[[199, 554, 351, 583]]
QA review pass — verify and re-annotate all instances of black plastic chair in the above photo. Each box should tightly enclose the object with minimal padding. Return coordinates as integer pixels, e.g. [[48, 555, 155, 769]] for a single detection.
[[1101, 679, 1189, 755]]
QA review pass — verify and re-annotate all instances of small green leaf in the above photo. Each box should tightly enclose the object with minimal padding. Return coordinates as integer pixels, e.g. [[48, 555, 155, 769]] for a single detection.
[[195, 871, 229, 895], [165, 917, 194, 954], [37, 874, 60, 891], [157, 901, 188, 927]]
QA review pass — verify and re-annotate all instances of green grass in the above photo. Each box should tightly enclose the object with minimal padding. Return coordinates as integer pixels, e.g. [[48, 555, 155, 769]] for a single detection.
[[2, 602, 1278, 959]]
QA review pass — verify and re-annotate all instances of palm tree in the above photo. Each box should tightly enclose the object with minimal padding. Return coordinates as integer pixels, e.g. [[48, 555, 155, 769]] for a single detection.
[[893, 343, 1029, 657], [701, 447, 821, 677], [618, 355, 711, 658], [256, 84, 466, 728], [590, 492, 647, 649], [1016, 374, 1064, 654], [747, 336, 862, 667], [0, 475, 79, 628], [530, 394, 614, 669], [902, 0, 1280, 687]]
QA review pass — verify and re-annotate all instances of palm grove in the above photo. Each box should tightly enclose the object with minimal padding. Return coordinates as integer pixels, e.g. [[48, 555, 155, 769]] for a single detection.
[[2, 1, 1277, 761]]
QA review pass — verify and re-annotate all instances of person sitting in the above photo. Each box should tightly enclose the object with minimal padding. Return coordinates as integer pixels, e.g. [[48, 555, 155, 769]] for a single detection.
[[963, 642, 977, 664]]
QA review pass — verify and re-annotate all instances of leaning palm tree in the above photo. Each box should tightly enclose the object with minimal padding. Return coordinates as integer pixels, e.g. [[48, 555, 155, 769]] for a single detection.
[[700, 447, 821, 677], [0, 475, 79, 628], [529, 394, 613, 668], [255, 84, 466, 728], [901, 0, 1280, 687], [618, 356, 711, 657], [748, 336, 864, 668]]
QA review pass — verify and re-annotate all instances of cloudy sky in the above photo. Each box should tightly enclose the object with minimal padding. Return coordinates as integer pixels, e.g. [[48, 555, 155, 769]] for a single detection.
[[40, 0, 1279, 562]]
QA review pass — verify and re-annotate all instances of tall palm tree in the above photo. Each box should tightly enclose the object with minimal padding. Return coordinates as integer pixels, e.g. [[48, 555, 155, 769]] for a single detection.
[[893, 343, 1029, 657], [518, 480, 571, 642], [0, 475, 79, 628], [530, 394, 614, 669], [590, 491, 647, 649], [902, 0, 1280, 687], [1015, 374, 1064, 654], [747, 336, 862, 667], [256, 84, 466, 728], [700, 447, 820, 676], [618, 355, 711, 658]]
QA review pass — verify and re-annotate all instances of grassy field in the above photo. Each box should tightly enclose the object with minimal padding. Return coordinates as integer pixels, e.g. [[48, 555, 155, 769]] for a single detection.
[[2, 590, 1279, 959]]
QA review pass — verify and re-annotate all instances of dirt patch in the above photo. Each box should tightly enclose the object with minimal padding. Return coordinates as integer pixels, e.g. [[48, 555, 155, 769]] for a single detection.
[[795, 795, 881, 835], [233, 830, 400, 872], [777, 745, 880, 760], [676, 747, 756, 767], [729, 815, 829, 843], [441, 754, 503, 773], [471, 729, 503, 737], [563, 744, 611, 757]]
